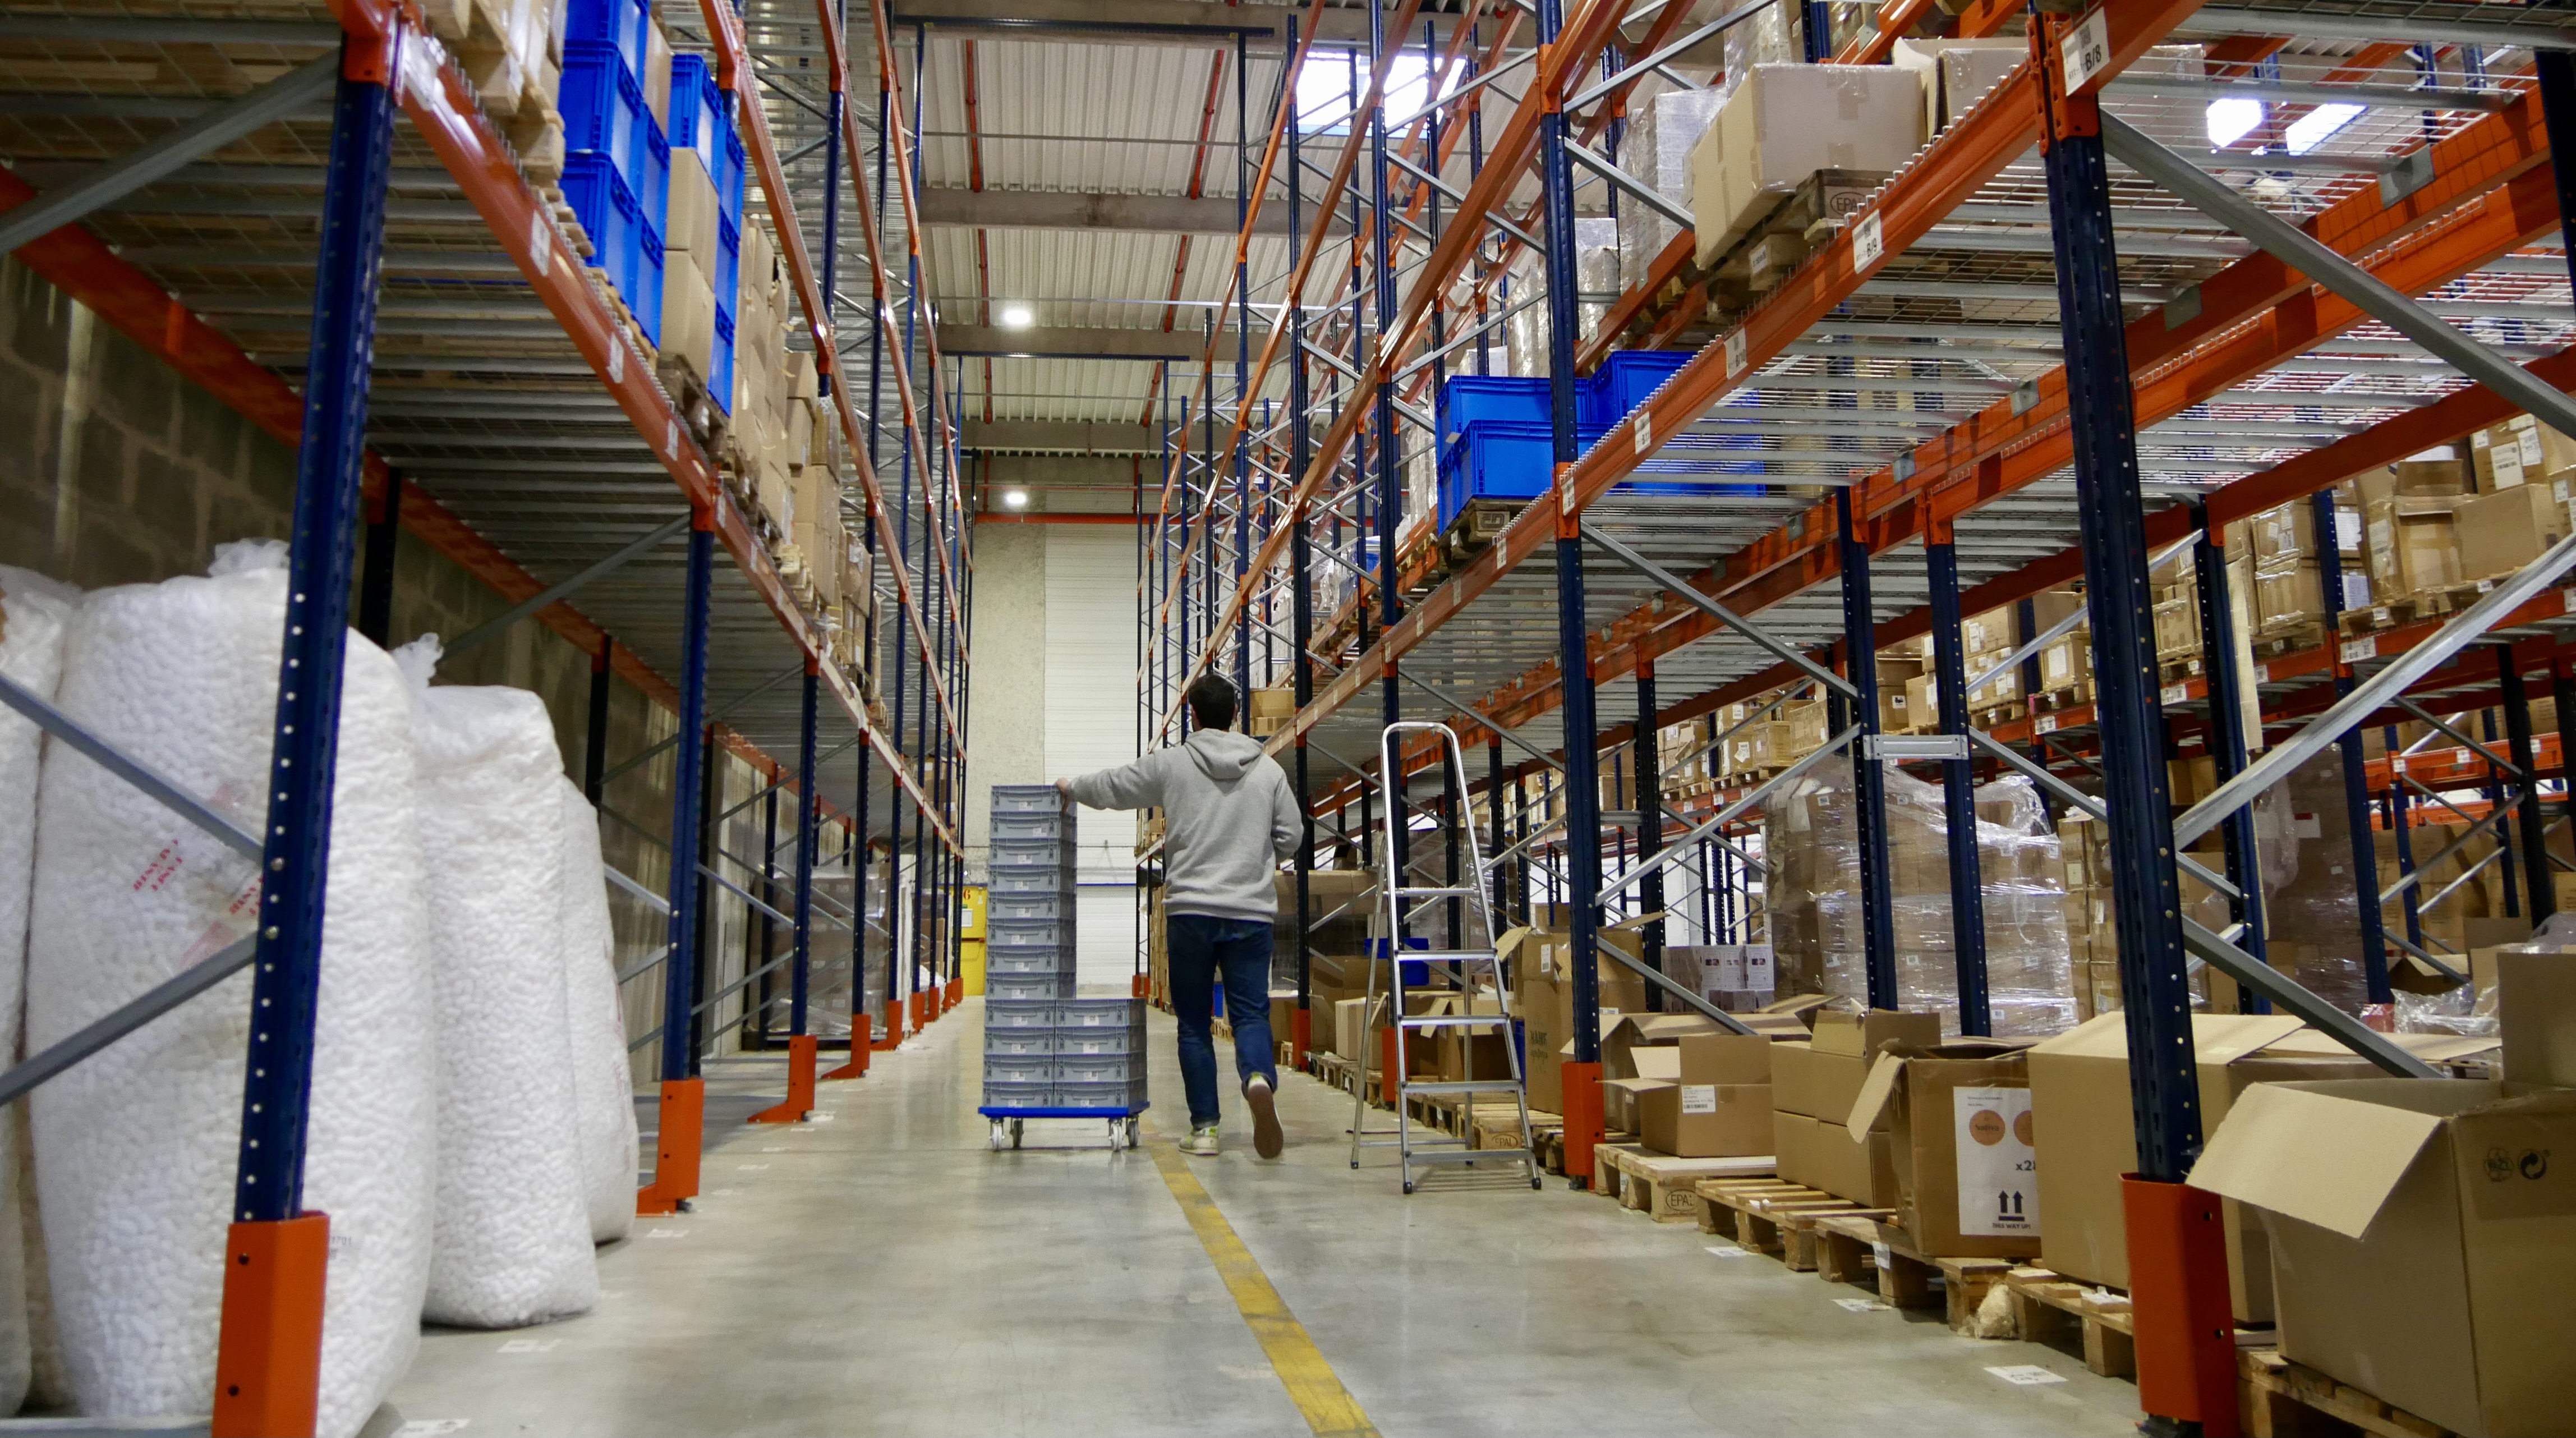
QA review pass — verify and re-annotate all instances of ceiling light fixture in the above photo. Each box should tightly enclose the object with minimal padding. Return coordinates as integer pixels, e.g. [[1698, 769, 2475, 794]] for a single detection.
[[999, 304, 1034, 329], [1002, 489, 1029, 509]]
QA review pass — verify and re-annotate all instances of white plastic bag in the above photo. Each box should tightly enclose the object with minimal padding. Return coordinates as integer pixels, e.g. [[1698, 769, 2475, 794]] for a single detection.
[[399, 640, 597, 1325], [556, 778, 636, 1242], [0, 564, 78, 1416], [26, 543, 436, 1437]]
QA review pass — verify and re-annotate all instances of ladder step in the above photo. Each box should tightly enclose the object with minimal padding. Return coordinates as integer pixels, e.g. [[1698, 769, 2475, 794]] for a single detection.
[[1405, 1148, 1534, 1167], [1397, 1014, 1514, 1028], [1400, 1079, 1530, 1095], [1393, 886, 1481, 898], [1386, 950, 1499, 962]]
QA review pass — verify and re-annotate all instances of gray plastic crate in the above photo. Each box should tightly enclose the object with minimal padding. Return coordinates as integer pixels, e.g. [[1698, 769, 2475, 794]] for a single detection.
[[986, 914, 1073, 948], [1051, 1077, 1148, 1111], [983, 1053, 1055, 1083], [1057, 996, 1146, 1030], [982, 1027, 1056, 1056], [1055, 1025, 1137, 1058], [983, 997, 1057, 1029], [981, 1079, 1055, 1108], [1056, 1053, 1146, 1084], [986, 890, 1069, 924], [988, 784, 1068, 815], [985, 865, 1076, 896], [985, 946, 1071, 977], [988, 834, 1073, 870], [985, 972, 1069, 1002], [990, 810, 1071, 843]]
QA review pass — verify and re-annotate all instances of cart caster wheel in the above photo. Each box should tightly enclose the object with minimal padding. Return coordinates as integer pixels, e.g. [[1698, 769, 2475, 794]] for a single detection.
[[1125, 1119, 1140, 1148], [988, 1121, 1006, 1152], [1009, 1119, 1024, 1149]]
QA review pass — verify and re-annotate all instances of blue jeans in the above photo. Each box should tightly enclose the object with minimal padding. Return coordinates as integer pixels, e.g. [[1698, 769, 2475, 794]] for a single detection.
[[1167, 914, 1278, 1127]]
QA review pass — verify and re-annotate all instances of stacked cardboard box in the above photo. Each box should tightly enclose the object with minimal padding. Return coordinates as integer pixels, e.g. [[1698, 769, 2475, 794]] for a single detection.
[[2356, 460, 2469, 608], [1890, 39, 2024, 136], [1847, 1036, 2040, 1257], [1247, 686, 1296, 737], [1506, 919, 1652, 1113], [1686, 65, 1924, 269], [2470, 411, 2576, 497], [1616, 83, 1726, 295], [1769, 1009, 1938, 1205], [2151, 567, 2201, 672], [1603, 1016, 1778, 1159], [1959, 606, 2021, 720]]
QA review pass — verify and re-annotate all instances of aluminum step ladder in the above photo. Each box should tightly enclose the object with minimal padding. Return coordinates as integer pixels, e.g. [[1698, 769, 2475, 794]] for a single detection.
[[1347, 722, 1542, 1193]]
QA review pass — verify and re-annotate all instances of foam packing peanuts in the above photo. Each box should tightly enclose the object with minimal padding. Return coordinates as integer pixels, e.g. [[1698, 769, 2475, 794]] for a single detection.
[[397, 640, 599, 1327], [556, 779, 637, 1243], [27, 543, 434, 1437], [0, 566, 78, 1413], [2190, 963, 2573, 1438], [1689, 64, 1924, 269]]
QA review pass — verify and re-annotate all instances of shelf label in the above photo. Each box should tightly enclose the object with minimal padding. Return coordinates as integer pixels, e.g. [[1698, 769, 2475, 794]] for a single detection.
[[2060, 9, 2112, 93], [665, 418, 678, 457], [1853, 212, 1884, 272], [608, 341, 623, 382], [2161, 683, 2187, 705], [528, 212, 551, 275], [2340, 637, 2374, 663], [1634, 413, 1653, 454], [2034, 715, 2059, 735], [1724, 329, 1747, 379]]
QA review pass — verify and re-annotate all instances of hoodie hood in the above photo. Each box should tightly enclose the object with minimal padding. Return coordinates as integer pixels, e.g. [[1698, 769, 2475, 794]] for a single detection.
[[1184, 729, 1267, 781]]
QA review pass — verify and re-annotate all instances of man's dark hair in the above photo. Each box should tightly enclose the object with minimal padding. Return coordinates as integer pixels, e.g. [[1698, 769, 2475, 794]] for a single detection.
[[1188, 674, 1237, 732]]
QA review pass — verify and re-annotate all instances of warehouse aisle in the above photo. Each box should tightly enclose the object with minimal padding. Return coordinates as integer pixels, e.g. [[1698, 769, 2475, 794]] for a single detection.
[[387, 1005, 2146, 1437]]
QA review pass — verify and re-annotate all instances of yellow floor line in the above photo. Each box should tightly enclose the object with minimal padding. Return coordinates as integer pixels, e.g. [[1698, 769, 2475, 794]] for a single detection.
[[1146, 1140, 1380, 1438]]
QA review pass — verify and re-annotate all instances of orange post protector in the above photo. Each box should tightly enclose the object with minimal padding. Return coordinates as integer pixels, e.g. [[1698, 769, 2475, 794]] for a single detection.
[[1560, 1060, 1605, 1188], [210, 1212, 331, 1438], [636, 1077, 706, 1215], [751, 1034, 818, 1123]]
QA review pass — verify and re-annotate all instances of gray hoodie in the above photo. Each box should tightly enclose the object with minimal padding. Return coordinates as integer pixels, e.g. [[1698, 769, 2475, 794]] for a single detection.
[[1068, 730, 1301, 921]]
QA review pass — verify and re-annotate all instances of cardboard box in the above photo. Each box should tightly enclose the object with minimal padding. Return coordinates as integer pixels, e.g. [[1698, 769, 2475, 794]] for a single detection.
[[1689, 63, 1924, 267], [1332, 996, 1373, 1064], [2027, 1013, 2472, 1322], [665, 146, 720, 261], [1777, 1110, 1899, 1206], [1790, 1008, 1942, 1129], [1848, 1040, 2040, 1257], [1637, 1033, 1776, 1157], [2456, 483, 2570, 582], [2190, 1078, 2576, 1438], [1890, 38, 2024, 135], [1603, 1012, 1731, 1078], [1419, 991, 1510, 1083], [660, 247, 715, 379], [2363, 493, 2463, 599], [2252, 558, 2320, 631]]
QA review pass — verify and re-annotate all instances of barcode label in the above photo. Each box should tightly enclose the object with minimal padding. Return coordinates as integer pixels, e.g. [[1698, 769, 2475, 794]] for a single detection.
[[2060, 9, 2112, 92], [1853, 212, 1884, 271], [1634, 414, 1653, 453], [2035, 715, 2060, 735], [2341, 638, 2373, 662], [2161, 683, 2187, 704], [1724, 329, 1748, 379]]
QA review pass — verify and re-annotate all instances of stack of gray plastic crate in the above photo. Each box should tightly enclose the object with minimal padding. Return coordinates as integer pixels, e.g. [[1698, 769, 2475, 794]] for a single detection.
[[982, 785, 1147, 1110]]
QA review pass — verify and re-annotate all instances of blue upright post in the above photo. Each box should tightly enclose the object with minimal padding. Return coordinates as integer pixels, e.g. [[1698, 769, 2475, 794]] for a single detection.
[[756, 664, 823, 1120], [2039, 27, 2231, 1430], [640, 520, 717, 1212], [2310, 490, 2393, 1004], [2191, 501, 2270, 1011], [1534, 0, 1606, 1186], [1636, 668, 1664, 1010], [1368, 0, 1407, 907], [1836, 489, 1897, 1009], [1925, 521, 1990, 1034], [212, 36, 394, 1438], [1233, 30, 1254, 704], [1288, 18, 1317, 1059]]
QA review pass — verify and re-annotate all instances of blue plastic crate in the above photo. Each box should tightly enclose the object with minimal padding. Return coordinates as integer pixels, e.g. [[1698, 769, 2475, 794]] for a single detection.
[[560, 152, 640, 301], [1434, 420, 1553, 532], [710, 307, 734, 414], [1437, 374, 1550, 445], [713, 214, 740, 321], [633, 221, 664, 347], [636, 117, 670, 232], [1580, 349, 1694, 429], [558, 43, 645, 181], [716, 125, 747, 227], [668, 54, 725, 171], [564, 0, 647, 74]]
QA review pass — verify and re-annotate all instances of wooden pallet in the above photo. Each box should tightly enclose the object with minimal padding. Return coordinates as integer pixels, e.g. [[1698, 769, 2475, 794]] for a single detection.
[[2029, 685, 2093, 716], [2251, 626, 2327, 661], [1443, 499, 1518, 560], [1967, 701, 2024, 728], [1468, 1109, 1560, 1154], [1807, 1213, 2022, 1330], [2157, 654, 2207, 685], [2004, 1266, 2136, 1379], [1595, 1149, 1774, 1223], [2238, 1348, 2455, 1438], [1695, 1179, 1868, 1268]]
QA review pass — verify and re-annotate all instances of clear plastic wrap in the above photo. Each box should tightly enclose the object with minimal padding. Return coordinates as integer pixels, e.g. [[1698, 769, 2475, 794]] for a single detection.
[[1505, 219, 1619, 377], [1760, 757, 2076, 1035], [1616, 85, 1724, 295], [2256, 748, 2372, 1016]]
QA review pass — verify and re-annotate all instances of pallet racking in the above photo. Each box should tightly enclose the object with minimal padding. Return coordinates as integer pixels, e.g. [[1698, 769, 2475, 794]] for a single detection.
[[1137, 1, 2576, 1429], [0, 0, 972, 1416]]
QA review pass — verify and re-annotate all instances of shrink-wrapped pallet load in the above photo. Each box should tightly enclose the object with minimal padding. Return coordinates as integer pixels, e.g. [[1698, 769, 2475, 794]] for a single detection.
[[556, 778, 637, 1243], [397, 641, 599, 1326], [26, 542, 435, 1438], [0, 566, 77, 1416]]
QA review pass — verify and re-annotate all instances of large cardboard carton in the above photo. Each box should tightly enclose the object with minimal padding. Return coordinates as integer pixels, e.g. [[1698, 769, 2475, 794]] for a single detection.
[[1848, 1040, 2040, 1257], [2456, 483, 2570, 582], [1637, 1033, 1775, 1157], [1418, 992, 1510, 1083], [1332, 996, 1374, 1064], [1775, 1110, 1898, 1206], [2191, 1079, 2576, 1438], [2026, 1014, 2493, 1322], [1603, 1012, 1731, 1078], [1890, 38, 2024, 135], [1795, 1008, 1942, 1125], [1689, 64, 1924, 267]]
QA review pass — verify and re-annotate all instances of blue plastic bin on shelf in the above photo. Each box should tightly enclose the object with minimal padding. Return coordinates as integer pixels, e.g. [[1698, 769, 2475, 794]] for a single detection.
[[1580, 350, 1693, 429], [1436, 374, 1549, 444], [710, 307, 734, 414], [634, 222, 664, 347], [668, 54, 725, 169], [560, 153, 640, 301], [636, 119, 670, 232], [716, 125, 747, 227], [558, 43, 645, 181], [714, 214, 740, 321], [1434, 420, 1553, 532], [564, 0, 648, 75]]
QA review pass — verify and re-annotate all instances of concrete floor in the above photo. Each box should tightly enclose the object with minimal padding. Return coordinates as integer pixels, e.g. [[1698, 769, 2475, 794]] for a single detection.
[[387, 1003, 2150, 1437]]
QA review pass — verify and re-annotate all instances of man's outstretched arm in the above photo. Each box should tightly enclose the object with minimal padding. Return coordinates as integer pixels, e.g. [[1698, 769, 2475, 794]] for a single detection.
[[1062, 754, 1162, 811]]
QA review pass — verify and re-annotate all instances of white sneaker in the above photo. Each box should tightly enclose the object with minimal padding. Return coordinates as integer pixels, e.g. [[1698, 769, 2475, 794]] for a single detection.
[[1244, 1074, 1284, 1159], [1182, 1124, 1221, 1157]]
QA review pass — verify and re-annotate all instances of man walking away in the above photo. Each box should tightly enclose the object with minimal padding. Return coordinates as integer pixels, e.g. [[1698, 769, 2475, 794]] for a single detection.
[[1060, 675, 1300, 1159]]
